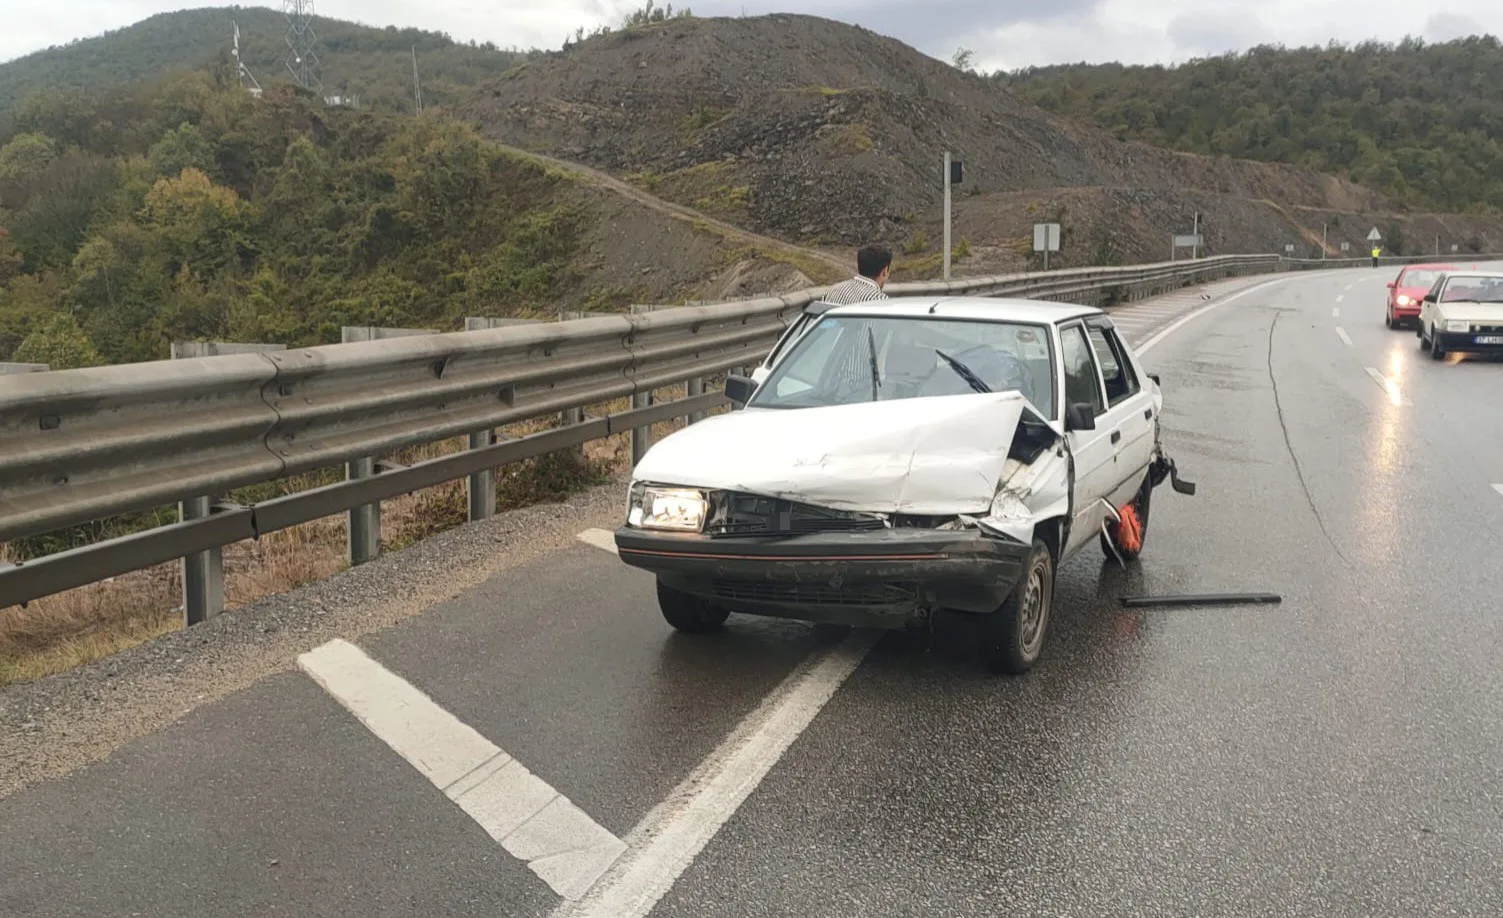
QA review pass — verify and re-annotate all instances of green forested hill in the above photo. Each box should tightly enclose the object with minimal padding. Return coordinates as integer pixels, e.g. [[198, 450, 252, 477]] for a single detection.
[[998, 36, 1503, 213], [0, 72, 583, 366], [0, 5, 534, 115]]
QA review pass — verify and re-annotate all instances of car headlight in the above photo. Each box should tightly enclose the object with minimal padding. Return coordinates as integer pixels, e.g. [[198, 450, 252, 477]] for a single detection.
[[629, 485, 708, 532], [1445, 320, 1470, 332], [1396, 295, 1412, 306]]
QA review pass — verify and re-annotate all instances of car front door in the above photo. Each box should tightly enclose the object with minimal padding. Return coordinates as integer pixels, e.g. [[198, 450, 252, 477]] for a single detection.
[[1086, 319, 1156, 504], [1058, 322, 1114, 560]]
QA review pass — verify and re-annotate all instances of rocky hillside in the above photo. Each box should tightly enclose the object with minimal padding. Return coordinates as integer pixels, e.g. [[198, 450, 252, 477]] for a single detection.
[[455, 14, 1503, 270]]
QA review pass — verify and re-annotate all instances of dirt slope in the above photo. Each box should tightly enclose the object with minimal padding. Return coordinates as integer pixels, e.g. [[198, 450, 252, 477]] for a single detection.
[[454, 12, 1480, 268]]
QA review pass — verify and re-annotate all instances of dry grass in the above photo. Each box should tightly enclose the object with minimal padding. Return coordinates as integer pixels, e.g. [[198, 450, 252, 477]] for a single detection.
[[0, 388, 731, 686]]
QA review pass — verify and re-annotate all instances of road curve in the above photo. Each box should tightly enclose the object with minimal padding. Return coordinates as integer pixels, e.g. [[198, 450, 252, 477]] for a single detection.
[[1, 269, 1500, 917]]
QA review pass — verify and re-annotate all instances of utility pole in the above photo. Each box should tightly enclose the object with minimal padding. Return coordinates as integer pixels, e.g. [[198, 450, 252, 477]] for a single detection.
[[1192, 211, 1200, 259], [411, 45, 423, 115], [942, 151, 953, 281], [1322, 223, 1328, 259]]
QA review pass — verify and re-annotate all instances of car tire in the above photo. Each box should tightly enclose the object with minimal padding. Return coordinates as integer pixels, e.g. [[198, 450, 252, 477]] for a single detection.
[[1431, 336, 1446, 360], [1100, 475, 1152, 563], [1420, 325, 1431, 351], [979, 538, 1055, 675], [1385, 308, 1394, 329], [657, 580, 730, 633]]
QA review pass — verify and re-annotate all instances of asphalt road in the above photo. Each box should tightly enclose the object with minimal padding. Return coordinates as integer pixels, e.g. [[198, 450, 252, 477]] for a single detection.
[[2, 268, 1501, 917]]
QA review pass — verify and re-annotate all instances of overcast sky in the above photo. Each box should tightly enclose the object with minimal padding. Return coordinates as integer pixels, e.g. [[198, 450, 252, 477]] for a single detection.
[[3, 0, 1500, 70]]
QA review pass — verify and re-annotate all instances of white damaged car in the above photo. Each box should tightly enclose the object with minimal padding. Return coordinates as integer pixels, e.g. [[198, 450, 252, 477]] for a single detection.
[[614, 297, 1196, 674]]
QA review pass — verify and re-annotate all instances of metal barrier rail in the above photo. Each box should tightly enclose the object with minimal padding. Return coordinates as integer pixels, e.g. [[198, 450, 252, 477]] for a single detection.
[[0, 251, 1484, 615]]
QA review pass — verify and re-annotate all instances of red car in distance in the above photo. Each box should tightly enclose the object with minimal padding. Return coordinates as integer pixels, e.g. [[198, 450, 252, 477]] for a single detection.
[[1386, 264, 1456, 329]]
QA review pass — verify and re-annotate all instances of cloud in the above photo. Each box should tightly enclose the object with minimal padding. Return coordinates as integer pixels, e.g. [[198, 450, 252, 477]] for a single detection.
[[1166, 8, 1271, 57]]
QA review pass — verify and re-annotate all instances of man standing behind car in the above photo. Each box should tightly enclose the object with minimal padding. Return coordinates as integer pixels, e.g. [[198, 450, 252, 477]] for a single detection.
[[823, 244, 893, 304]]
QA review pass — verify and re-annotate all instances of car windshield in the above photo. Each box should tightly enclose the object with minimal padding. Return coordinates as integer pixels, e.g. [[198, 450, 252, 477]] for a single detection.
[[1440, 277, 1503, 303], [1401, 269, 1441, 288], [748, 314, 1057, 419]]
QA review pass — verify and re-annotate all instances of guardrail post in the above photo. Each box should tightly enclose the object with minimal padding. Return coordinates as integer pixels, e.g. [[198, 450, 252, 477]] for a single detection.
[[631, 391, 653, 465], [180, 497, 224, 625], [467, 430, 497, 522], [688, 378, 706, 423], [347, 458, 380, 566]]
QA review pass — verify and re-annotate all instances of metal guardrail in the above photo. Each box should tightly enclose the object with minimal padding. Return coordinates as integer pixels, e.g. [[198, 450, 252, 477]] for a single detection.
[[0, 251, 1481, 616]]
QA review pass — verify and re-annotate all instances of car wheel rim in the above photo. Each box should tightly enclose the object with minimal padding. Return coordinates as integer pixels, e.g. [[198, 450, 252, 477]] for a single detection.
[[1019, 559, 1049, 655]]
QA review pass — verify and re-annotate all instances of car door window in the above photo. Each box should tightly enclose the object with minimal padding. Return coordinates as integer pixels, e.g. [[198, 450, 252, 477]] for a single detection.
[[1060, 325, 1105, 416], [1086, 325, 1140, 407]]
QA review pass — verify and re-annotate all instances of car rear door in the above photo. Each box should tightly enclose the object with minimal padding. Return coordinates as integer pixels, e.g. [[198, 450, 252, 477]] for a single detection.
[[1058, 322, 1115, 559], [1085, 318, 1156, 504]]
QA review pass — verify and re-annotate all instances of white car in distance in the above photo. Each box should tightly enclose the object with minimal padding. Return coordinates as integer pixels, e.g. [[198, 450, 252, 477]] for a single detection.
[[1418, 270, 1503, 360], [614, 297, 1197, 675]]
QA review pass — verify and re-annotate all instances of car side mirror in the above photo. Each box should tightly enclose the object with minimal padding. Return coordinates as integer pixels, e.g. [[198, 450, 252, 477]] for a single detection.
[[1065, 402, 1097, 432], [1387, 282, 1395, 289], [1148, 373, 1161, 386], [1424, 294, 1437, 304], [725, 375, 757, 409]]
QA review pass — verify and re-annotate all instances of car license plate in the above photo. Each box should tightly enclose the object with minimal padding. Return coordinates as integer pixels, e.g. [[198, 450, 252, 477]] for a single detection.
[[1477, 335, 1503, 345]]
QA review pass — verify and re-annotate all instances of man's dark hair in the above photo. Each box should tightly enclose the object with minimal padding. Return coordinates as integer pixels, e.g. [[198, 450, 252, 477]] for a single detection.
[[857, 244, 893, 280]]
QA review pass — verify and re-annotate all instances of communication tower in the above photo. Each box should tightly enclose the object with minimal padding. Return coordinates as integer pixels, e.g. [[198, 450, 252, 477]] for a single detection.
[[232, 22, 264, 97], [283, 0, 322, 91]]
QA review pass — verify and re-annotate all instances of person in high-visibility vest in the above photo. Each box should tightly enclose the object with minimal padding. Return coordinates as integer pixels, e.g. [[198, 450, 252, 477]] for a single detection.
[[1371, 245, 1381, 267]]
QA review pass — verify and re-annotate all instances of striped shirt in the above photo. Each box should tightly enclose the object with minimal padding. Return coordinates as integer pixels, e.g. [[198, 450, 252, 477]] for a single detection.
[[821, 275, 890, 305]]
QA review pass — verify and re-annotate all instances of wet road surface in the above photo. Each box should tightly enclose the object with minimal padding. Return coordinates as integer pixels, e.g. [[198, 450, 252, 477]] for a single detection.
[[2, 269, 1500, 917]]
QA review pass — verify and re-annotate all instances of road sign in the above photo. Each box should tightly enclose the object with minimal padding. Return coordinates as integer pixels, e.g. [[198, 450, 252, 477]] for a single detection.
[[1285, 244, 1295, 253], [1452, 244, 1460, 253], [1173, 235, 1204, 249], [1340, 242, 1350, 252], [1367, 227, 1382, 242], [1033, 223, 1061, 253], [949, 160, 964, 186]]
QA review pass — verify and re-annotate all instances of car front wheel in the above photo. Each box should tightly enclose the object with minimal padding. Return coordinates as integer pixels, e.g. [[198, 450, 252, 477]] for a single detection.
[[657, 580, 731, 633], [979, 538, 1055, 675]]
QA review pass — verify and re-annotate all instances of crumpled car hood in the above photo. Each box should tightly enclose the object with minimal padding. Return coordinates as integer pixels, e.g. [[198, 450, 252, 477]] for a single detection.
[[632, 392, 1044, 515]]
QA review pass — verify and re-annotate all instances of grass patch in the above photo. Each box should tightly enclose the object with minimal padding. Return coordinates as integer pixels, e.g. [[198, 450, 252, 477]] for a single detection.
[[819, 123, 875, 156], [904, 230, 930, 255], [682, 106, 732, 135], [786, 86, 849, 97]]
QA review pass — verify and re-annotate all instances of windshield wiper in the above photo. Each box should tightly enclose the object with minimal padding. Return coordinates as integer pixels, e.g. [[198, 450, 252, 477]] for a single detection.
[[935, 349, 991, 394], [867, 326, 881, 402]]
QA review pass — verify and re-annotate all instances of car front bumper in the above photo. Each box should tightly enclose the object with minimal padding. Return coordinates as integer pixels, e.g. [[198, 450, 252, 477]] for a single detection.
[[1434, 329, 1503, 354], [614, 527, 1032, 629]]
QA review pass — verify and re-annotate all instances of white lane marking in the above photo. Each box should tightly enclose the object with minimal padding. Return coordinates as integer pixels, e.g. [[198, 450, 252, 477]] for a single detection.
[[577, 528, 619, 554], [1336, 327, 1353, 348], [1364, 367, 1408, 406], [1333, 307, 1341, 317], [1493, 484, 1503, 499], [1137, 276, 1295, 356], [1344, 283, 1354, 292], [299, 639, 627, 900], [1336, 294, 1345, 303], [552, 631, 881, 918]]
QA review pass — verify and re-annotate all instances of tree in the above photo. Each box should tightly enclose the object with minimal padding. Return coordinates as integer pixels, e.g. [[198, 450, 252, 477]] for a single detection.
[[0, 227, 22, 285], [148, 123, 213, 178], [11, 311, 106, 369], [952, 48, 976, 73], [141, 167, 252, 276], [623, 1, 691, 28], [0, 133, 57, 187]]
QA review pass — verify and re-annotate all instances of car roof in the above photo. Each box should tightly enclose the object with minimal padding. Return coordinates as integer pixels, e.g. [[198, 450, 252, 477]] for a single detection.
[[1438, 270, 1503, 281], [821, 296, 1102, 325]]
